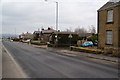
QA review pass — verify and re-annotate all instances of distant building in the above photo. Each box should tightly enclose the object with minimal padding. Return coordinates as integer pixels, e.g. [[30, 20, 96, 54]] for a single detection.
[[33, 31, 41, 40], [19, 32, 33, 40], [33, 27, 56, 42], [98, 1, 120, 55], [41, 27, 56, 42]]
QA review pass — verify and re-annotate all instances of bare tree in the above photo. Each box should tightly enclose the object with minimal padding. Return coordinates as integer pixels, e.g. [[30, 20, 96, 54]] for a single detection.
[[74, 26, 88, 34], [66, 27, 72, 32], [89, 25, 96, 33]]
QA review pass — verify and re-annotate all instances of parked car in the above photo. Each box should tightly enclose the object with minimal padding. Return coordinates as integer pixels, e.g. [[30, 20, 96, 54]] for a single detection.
[[93, 40, 98, 46], [10, 39, 13, 42], [22, 39, 30, 43], [81, 41, 93, 47]]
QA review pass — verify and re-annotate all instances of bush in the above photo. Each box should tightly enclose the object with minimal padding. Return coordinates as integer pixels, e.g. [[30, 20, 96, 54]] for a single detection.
[[51, 33, 78, 46], [87, 34, 98, 42], [12, 38, 19, 41]]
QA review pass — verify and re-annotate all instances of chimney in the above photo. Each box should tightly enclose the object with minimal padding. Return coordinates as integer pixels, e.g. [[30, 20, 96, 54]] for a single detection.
[[42, 28, 44, 30], [48, 27, 51, 30]]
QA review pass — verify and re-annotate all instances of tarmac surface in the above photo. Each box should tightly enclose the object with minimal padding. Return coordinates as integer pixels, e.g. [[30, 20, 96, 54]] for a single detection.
[[2, 41, 119, 78]]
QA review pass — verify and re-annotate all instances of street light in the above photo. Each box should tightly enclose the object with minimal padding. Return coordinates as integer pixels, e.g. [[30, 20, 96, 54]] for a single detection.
[[44, 0, 59, 31], [55, 2, 58, 32], [44, 0, 59, 47]]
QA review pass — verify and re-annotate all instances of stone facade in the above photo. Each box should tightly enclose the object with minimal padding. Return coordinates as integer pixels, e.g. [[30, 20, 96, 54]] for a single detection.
[[33, 28, 56, 42], [98, 1, 120, 56], [40, 28, 56, 42], [19, 32, 33, 40]]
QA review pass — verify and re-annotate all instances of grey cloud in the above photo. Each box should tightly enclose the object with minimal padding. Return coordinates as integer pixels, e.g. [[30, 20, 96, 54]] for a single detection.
[[2, 0, 108, 34]]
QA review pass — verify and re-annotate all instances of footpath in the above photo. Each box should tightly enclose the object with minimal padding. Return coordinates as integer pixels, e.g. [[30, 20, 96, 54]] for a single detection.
[[2, 44, 28, 78], [31, 44, 119, 63]]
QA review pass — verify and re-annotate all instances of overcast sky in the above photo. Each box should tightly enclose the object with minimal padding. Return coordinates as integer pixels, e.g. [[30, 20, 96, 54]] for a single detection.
[[1, 0, 109, 34]]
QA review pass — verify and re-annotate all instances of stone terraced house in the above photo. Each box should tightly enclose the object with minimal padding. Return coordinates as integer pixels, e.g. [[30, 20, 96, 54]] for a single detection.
[[98, 0, 120, 56]]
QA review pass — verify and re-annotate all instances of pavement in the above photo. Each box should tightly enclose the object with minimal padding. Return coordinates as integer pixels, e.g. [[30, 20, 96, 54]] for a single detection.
[[0, 41, 2, 79], [2, 41, 119, 78], [2, 43, 28, 78], [31, 44, 119, 63]]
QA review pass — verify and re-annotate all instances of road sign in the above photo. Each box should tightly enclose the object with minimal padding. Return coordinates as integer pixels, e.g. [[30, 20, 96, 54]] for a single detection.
[[68, 34, 73, 38]]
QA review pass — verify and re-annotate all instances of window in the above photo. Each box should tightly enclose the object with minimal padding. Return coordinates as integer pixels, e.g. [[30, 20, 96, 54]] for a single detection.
[[106, 30, 112, 45], [107, 10, 113, 22]]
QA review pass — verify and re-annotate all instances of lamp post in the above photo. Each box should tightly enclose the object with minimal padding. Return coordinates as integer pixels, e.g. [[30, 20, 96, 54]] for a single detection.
[[54, 1, 58, 47], [44, 0, 59, 31], [44, 0, 59, 47], [55, 2, 58, 31]]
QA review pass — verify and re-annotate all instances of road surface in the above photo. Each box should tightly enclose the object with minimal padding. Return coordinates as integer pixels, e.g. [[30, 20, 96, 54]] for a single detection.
[[2, 41, 119, 78]]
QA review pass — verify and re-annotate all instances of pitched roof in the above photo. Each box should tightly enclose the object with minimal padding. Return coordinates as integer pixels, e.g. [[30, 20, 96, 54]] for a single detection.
[[41, 29, 56, 34], [98, 1, 120, 11], [20, 32, 32, 36], [33, 31, 41, 34], [54, 31, 77, 34]]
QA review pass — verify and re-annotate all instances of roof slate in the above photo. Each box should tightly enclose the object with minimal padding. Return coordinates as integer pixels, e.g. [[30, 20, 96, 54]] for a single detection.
[[34, 31, 41, 34], [41, 30, 56, 34], [98, 1, 120, 11]]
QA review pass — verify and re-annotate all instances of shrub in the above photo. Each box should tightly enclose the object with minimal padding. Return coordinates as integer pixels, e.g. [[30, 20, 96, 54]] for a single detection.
[[87, 34, 98, 42], [12, 38, 19, 41]]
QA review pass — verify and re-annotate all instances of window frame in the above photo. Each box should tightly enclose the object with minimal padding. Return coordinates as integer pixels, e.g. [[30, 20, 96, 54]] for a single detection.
[[106, 30, 113, 45], [106, 10, 114, 23]]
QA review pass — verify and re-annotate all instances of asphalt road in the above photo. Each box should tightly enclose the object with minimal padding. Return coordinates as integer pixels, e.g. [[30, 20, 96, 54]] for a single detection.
[[2, 41, 119, 78]]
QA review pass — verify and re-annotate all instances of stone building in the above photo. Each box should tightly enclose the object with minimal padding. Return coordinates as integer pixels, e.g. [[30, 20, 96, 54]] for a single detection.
[[33, 31, 41, 40], [19, 32, 33, 40], [33, 28, 56, 42], [40, 27, 56, 42], [98, 1, 120, 56]]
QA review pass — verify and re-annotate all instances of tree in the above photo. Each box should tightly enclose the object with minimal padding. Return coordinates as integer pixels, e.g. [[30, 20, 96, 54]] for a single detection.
[[89, 25, 96, 33], [74, 27, 88, 34], [87, 34, 98, 42], [66, 28, 71, 32], [66, 27, 72, 32]]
